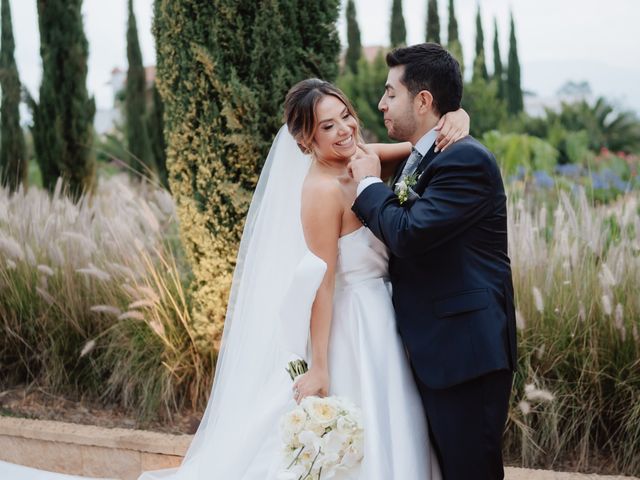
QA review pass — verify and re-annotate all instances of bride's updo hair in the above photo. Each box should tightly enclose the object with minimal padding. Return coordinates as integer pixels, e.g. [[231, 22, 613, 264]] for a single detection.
[[284, 78, 361, 155]]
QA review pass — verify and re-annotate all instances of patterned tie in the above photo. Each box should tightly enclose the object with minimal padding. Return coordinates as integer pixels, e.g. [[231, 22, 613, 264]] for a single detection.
[[395, 147, 423, 192]]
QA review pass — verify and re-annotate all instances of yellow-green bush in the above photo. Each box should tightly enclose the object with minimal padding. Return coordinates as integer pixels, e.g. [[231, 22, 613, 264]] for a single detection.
[[152, 0, 340, 348]]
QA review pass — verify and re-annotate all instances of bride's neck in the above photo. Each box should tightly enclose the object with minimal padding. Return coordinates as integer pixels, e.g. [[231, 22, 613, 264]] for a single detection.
[[312, 154, 348, 176]]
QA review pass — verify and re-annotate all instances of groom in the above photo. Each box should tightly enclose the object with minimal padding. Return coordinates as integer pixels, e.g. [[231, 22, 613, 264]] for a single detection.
[[349, 43, 517, 480]]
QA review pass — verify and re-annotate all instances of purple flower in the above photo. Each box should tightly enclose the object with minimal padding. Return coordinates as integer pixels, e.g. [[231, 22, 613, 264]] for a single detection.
[[533, 171, 554, 189]]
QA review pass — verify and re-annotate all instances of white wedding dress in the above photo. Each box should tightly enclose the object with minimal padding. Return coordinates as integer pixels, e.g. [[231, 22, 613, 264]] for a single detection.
[[310, 225, 441, 479], [0, 126, 440, 479], [142, 226, 440, 480]]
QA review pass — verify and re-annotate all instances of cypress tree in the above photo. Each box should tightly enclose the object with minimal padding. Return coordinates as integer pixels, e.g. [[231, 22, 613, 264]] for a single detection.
[[447, 0, 458, 44], [345, 0, 361, 74], [338, 49, 388, 142], [446, 0, 464, 75], [29, 0, 95, 198], [473, 5, 488, 81], [0, 0, 26, 192], [249, 0, 291, 152], [153, 0, 340, 345], [147, 83, 168, 190], [426, 0, 440, 44], [506, 12, 523, 115], [126, 0, 155, 177], [291, 1, 341, 81], [147, 0, 168, 190], [390, 0, 407, 47], [493, 18, 505, 100]]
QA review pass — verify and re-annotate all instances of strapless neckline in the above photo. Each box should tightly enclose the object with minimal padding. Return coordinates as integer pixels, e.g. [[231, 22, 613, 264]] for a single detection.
[[338, 226, 365, 242]]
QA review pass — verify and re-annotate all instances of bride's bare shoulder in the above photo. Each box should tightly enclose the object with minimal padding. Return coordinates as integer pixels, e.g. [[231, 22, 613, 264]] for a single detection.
[[302, 173, 343, 203], [301, 174, 343, 231]]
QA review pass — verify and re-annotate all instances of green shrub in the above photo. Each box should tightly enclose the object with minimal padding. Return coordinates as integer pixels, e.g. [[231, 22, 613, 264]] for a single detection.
[[482, 131, 558, 177]]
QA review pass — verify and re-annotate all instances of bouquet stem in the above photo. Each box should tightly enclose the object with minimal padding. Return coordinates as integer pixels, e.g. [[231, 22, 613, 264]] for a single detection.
[[286, 359, 308, 381]]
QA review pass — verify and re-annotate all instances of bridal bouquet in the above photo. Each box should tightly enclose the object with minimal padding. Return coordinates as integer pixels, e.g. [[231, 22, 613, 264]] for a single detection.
[[278, 360, 364, 480]]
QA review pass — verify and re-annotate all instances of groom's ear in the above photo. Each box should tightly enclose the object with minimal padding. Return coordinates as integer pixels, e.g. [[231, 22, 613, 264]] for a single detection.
[[415, 90, 435, 114]]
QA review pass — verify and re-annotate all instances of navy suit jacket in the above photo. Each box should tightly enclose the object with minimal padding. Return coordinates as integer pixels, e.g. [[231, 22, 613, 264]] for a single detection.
[[352, 136, 517, 389]]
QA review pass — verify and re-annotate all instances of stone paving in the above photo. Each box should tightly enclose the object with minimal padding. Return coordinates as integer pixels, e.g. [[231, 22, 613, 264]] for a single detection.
[[0, 416, 637, 480], [505, 467, 638, 480]]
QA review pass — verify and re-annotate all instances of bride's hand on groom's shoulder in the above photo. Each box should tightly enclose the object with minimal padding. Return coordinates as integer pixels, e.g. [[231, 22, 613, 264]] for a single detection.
[[292, 366, 330, 403], [434, 107, 470, 152]]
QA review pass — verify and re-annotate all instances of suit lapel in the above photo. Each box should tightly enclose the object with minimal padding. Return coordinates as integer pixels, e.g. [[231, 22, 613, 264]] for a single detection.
[[413, 144, 439, 194], [389, 142, 438, 189], [389, 157, 409, 188], [414, 143, 438, 179]]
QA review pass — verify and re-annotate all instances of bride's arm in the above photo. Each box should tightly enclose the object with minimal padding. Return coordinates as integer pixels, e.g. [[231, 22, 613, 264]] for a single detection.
[[367, 107, 471, 180], [369, 142, 412, 180], [293, 179, 343, 402]]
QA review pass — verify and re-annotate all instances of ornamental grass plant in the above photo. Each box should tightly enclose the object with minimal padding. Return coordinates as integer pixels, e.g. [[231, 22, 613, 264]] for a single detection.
[[0, 175, 213, 422], [505, 186, 640, 475]]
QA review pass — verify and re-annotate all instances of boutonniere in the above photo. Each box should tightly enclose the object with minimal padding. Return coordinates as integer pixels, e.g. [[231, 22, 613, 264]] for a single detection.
[[395, 172, 418, 204]]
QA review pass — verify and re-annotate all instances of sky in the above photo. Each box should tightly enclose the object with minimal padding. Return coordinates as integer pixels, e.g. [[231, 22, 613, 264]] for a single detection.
[[9, 0, 640, 114]]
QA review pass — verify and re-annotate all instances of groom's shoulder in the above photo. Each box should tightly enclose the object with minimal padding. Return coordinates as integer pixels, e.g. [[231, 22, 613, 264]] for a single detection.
[[443, 135, 493, 158], [435, 136, 496, 167], [432, 136, 500, 180]]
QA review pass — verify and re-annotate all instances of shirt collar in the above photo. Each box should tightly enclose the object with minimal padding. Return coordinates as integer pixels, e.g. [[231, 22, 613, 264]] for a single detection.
[[413, 127, 438, 157]]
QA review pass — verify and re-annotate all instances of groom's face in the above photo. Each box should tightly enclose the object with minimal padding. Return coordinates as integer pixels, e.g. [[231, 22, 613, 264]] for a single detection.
[[378, 66, 417, 142]]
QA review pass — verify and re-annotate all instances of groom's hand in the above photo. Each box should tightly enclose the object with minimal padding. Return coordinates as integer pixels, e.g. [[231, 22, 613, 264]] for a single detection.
[[349, 144, 381, 183]]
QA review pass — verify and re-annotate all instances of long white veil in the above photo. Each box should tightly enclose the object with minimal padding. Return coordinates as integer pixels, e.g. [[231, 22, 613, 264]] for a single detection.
[[140, 125, 327, 479]]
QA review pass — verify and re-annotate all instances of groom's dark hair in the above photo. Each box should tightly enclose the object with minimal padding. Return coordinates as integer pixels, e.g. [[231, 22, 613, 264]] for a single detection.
[[386, 43, 462, 116]]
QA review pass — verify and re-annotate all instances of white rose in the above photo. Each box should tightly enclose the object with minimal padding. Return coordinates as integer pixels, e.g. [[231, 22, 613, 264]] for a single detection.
[[299, 396, 315, 410], [305, 397, 340, 427], [281, 406, 307, 435]]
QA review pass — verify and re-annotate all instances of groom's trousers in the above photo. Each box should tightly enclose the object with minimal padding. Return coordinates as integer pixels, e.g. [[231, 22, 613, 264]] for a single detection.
[[414, 368, 513, 480]]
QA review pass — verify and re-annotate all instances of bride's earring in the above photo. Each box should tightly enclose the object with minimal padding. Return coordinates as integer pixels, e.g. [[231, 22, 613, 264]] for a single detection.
[[296, 140, 312, 156]]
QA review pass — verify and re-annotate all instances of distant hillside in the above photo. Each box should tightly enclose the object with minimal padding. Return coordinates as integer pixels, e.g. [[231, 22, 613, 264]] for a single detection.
[[523, 59, 640, 113]]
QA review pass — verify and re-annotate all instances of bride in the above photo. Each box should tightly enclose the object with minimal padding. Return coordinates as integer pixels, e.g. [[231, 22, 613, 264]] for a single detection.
[[0, 79, 469, 479]]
